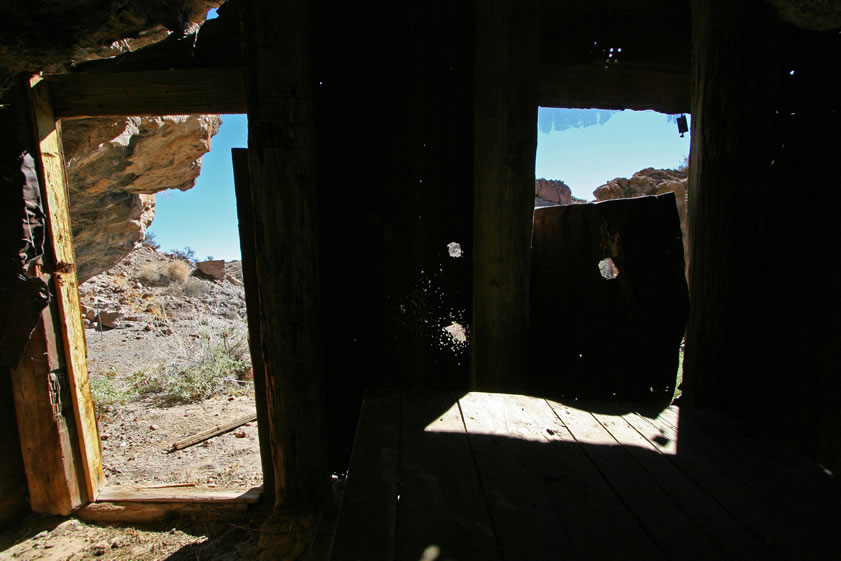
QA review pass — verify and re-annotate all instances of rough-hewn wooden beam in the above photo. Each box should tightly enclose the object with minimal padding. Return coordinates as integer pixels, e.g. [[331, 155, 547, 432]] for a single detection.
[[471, 0, 539, 391], [27, 75, 103, 503], [46, 67, 247, 118], [538, 65, 689, 114], [245, 0, 327, 509]]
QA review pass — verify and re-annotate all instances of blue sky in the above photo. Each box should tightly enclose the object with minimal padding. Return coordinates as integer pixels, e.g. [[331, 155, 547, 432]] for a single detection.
[[535, 109, 690, 200], [149, 109, 689, 261], [147, 114, 247, 261]]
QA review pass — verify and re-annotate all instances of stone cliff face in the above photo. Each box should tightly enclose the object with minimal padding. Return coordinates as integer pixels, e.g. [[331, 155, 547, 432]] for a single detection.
[[0, 0, 220, 96], [593, 167, 688, 272], [63, 115, 221, 282]]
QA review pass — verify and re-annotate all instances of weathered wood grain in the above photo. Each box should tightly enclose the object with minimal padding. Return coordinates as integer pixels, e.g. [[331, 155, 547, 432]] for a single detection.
[[10, 314, 85, 514], [471, 0, 539, 391], [547, 400, 726, 560], [592, 405, 780, 560], [28, 75, 103, 503], [97, 485, 261, 503], [244, 0, 327, 508], [458, 392, 575, 560], [77, 501, 250, 524], [170, 413, 257, 451], [396, 391, 501, 561]]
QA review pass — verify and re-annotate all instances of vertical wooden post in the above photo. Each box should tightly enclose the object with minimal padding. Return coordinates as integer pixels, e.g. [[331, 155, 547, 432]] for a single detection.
[[244, 1, 327, 508], [231, 147, 274, 499], [471, 0, 539, 391], [683, 1, 776, 408], [25, 76, 103, 503]]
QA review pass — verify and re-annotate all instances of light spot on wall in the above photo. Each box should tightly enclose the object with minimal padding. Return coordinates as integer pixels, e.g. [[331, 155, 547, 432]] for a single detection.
[[598, 257, 619, 280], [447, 242, 462, 258]]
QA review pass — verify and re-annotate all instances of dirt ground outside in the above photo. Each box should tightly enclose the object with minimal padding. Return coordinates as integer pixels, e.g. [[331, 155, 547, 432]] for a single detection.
[[80, 247, 263, 489]]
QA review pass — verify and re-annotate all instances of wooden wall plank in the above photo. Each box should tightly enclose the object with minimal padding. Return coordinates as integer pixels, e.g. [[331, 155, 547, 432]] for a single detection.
[[47, 68, 247, 118], [28, 75, 103, 503]]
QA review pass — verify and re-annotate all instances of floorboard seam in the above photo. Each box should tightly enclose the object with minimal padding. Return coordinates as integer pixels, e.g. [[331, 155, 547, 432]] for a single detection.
[[455, 395, 504, 559], [543, 399, 671, 561]]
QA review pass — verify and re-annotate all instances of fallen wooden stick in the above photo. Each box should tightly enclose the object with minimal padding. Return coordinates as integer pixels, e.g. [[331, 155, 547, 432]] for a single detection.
[[169, 412, 257, 452]]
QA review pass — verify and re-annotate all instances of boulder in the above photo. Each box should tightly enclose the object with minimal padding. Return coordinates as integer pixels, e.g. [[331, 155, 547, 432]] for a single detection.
[[63, 115, 222, 282], [535, 178, 585, 205], [97, 310, 123, 329], [196, 260, 226, 280]]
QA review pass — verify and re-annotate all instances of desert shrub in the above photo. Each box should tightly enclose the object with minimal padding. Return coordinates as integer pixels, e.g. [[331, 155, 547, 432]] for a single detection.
[[90, 324, 253, 409], [166, 260, 191, 282], [89, 368, 140, 418], [137, 263, 164, 285], [166, 277, 210, 297], [137, 260, 191, 286], [163, 330, 251, 403]]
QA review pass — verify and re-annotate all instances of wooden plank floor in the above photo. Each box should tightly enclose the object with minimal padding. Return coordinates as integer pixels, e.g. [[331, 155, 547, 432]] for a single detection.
[[331, 391, 841, 561]]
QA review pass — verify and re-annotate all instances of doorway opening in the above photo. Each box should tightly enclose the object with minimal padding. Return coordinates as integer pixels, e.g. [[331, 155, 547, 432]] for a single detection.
[[67, 113, 263, 491]]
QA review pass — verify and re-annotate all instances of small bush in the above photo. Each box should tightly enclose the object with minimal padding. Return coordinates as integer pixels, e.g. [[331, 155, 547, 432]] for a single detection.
[[137, 260, 191, 286], [89, 368, 139, 417], [137, 263, 163, 285], [166, 260, 191, 282], [167, 277, 210, 297], [163, 330, 252, 403]]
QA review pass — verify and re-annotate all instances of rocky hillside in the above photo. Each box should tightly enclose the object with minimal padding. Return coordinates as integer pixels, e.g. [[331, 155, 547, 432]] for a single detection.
[[80, 246, 247, 375]]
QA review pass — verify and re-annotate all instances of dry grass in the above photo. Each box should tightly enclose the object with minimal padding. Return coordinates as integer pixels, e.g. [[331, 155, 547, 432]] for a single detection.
[[137, 259, 192, 286]]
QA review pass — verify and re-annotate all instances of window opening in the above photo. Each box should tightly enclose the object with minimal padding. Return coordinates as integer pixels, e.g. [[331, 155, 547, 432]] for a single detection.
[[535, 107, 690, 400]]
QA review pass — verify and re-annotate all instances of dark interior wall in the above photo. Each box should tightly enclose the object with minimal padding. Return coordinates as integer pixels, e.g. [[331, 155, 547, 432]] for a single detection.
[[313, 1, 475, 471], [685, 0, 841, 473], [0, 367, 27, 529]]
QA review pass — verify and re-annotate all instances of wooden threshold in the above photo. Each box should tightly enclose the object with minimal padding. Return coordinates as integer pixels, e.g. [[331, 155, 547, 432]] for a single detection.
[[96, 484, 262, 503], [77, 485, 263, 524]]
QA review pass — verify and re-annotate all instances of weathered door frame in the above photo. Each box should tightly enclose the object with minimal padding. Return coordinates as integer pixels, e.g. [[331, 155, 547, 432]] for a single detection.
[[12, 71, 266, 520]]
